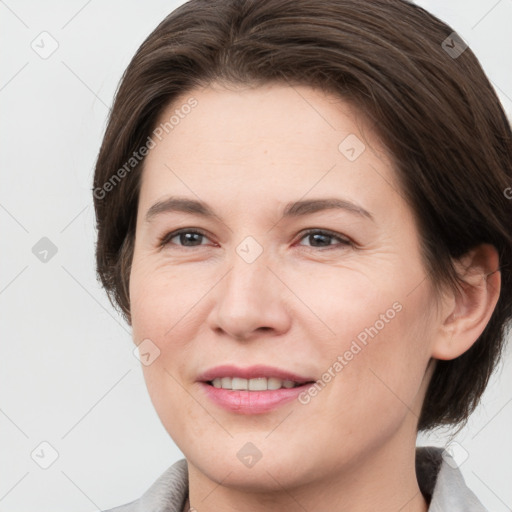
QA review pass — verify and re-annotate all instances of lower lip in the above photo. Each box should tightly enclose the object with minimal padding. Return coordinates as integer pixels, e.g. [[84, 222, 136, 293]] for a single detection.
[[199, 382, 313, 414]]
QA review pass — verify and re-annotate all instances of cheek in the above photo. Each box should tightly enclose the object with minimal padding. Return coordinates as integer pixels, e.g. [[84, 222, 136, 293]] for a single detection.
[[130, 259, 201, 343], [312, 283, 435, 435], [130, 266, 199, 442], [296, 261, 435, 425], [129, 260, 210, 420]]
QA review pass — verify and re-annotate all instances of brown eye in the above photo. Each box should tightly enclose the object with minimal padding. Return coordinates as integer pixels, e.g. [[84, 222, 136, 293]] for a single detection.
[[160, 229, 211, 248], [297, 229, 352, 249]]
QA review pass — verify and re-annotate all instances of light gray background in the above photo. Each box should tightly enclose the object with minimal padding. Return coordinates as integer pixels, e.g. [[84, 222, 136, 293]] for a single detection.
[[1, 0, 511, 510]]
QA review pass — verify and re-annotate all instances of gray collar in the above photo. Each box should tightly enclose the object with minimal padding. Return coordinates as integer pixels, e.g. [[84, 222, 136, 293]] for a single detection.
[[105, 446, 487, 511], [417, 446, 487, 511]]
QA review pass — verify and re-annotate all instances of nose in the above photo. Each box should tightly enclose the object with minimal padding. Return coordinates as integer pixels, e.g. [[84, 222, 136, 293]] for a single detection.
[[206, 249, 292, 342]]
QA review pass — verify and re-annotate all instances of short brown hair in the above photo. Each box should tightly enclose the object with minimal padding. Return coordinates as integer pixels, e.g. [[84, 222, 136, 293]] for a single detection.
[[93, 0, 512, 431]]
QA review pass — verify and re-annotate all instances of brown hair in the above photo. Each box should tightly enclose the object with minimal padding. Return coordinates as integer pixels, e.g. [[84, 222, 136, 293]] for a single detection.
[[93, 0, 512, 431]]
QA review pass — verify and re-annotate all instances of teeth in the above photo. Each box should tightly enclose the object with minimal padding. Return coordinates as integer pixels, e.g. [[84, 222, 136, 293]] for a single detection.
[[232, 377, 248, 390], [249, 378, 267, 391], [267, 377, 282, 390], [210, 377, 302, 391]]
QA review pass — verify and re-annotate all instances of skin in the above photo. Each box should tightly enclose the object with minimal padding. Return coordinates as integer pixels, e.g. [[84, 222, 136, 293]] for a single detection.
[[128, 82, 500, 512]]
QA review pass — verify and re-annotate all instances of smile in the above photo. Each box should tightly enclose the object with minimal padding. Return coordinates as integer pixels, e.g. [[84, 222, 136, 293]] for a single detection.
[[209, 376, 305, 390]]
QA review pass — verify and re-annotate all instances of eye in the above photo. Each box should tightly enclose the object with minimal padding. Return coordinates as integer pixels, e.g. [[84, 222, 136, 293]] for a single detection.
[[295, 229, 352, 250], [158, 228, 352, 250], [159, 229, 212, 248]]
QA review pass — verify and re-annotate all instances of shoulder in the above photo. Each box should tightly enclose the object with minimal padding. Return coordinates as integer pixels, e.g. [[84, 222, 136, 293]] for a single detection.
[[416, 446, 488, 512], [101, 458, 189, 512]]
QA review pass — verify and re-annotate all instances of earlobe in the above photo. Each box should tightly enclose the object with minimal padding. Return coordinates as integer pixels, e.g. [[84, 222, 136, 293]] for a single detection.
[[431, 244, 501, 360]]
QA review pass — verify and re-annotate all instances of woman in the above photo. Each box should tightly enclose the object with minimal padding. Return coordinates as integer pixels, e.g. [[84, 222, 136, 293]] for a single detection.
[[93, 0, 512, 510]]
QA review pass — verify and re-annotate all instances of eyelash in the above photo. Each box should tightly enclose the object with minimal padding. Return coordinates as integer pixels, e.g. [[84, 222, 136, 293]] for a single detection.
[[158, 228, 353, 251]]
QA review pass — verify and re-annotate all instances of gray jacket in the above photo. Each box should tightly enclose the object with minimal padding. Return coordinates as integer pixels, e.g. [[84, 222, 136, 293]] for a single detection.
[[103, 446, 487, 511]]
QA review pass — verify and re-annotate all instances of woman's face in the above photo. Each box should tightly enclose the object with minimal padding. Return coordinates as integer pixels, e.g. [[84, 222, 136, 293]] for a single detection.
[[129, 83, 439, 489]]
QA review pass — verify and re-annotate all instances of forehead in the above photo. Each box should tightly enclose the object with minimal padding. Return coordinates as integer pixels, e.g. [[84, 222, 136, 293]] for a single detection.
[[138, 82, 399, 217], [149, 82, 371, 158]]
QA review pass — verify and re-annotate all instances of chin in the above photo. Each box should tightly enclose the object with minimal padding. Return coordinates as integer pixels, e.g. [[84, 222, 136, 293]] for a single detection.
[[191, 451, 316, 492]]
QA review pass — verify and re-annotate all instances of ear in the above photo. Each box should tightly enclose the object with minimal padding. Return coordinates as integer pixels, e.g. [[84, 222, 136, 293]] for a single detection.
[[431, 244, 501, 360]]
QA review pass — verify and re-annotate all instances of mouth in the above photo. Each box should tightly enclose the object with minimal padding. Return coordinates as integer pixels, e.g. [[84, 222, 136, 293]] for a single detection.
[[206, 376, 313, 390], [197, 365, 316, 414]]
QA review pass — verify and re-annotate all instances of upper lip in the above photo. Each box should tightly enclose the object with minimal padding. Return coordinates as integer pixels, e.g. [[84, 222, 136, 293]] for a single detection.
[[197, 364, 316, 384]]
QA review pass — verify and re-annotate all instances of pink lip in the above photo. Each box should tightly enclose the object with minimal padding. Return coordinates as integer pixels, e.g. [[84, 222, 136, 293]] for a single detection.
[[199, 383, 313, 414], [196, 364, 316, 414]]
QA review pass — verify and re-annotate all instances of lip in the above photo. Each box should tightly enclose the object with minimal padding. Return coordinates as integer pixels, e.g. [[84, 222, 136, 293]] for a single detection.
[[196, 364, 315, 384], [199, 383, 314, 414], [196, 364, 316, 415]]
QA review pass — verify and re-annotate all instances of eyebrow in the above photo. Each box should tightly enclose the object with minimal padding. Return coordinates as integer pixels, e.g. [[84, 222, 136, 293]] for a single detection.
[[145, 196, 373, 223]]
